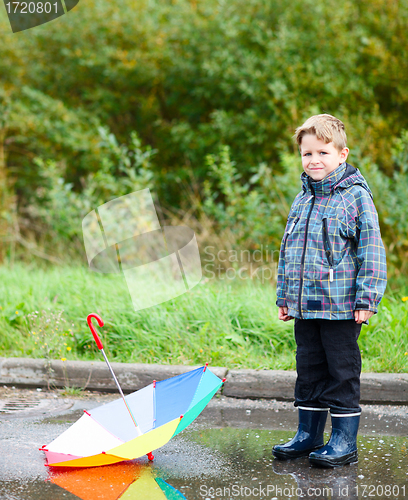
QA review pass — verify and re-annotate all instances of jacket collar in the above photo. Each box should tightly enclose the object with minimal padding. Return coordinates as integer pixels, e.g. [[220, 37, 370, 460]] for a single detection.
[[301, 162, 348, 197]]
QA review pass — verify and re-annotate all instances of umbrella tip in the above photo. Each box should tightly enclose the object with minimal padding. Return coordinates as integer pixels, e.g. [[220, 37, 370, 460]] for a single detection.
[[147, 452, 154, 461], [222, 378, 226, 383], [204, 362, 209, 372], [84, 410, 91, 416], [153, 380, 156, 388]]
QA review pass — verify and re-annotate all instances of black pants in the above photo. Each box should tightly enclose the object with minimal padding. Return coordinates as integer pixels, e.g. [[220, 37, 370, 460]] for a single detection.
[[294, 318, 362, 414]]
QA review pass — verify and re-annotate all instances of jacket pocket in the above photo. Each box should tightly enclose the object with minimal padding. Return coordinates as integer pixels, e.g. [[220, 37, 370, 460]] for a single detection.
[[338, 214, 359, 244], [283, 216, 300, 257], [322, 217, 334, 282]]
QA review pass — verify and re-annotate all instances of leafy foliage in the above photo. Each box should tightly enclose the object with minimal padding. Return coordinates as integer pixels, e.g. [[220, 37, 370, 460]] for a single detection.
[[0, 0, 408, 281]]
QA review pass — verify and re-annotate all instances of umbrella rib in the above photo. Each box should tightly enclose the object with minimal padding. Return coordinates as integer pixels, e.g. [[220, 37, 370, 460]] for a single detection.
[[153, 379, 157, 429]]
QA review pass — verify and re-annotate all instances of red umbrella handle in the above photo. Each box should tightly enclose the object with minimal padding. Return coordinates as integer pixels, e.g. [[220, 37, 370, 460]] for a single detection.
[[86, 313, 141, 433], [87, 314, 104, 350]]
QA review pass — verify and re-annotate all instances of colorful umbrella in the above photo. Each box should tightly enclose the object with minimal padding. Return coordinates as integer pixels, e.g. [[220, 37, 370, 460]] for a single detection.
[[41, 314, 225, 468], [49, 462, 186, 499]]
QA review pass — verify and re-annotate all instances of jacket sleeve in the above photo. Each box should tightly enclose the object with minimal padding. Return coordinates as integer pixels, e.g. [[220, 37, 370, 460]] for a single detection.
[[276, 193, 302, 307], [353, 188, 387, 313], [276, 234, 287, 307]]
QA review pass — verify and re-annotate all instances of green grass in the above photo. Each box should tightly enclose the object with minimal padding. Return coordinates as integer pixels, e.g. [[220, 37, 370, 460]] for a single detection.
[[61, 386, 86, 397], [0, 263, 407, 372]]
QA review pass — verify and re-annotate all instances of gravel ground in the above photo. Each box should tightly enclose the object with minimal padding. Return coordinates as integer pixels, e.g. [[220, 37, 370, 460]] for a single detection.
[[1, 385, 407, 419]]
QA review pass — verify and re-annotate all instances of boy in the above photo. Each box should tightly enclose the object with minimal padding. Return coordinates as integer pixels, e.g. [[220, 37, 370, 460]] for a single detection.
[[272, 114, 387, 467]]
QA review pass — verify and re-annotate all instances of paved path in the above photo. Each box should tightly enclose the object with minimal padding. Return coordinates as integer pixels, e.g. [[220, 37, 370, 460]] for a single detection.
[[1, 386, 407, 500]]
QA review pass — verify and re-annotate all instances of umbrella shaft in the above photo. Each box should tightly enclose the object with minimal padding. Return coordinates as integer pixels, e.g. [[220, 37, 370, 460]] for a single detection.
[[101, 349, 140, 432]]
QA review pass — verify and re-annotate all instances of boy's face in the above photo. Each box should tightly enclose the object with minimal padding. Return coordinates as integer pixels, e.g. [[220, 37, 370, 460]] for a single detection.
[[300, 134, 349, 181]]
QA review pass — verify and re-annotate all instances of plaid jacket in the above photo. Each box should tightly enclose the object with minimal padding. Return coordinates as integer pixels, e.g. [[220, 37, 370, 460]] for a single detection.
[[276, 162, 387, 319]]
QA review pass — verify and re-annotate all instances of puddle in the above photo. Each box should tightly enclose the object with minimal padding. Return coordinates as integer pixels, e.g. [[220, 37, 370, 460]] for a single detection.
[[1, 395, 407, 499], [0, 423, 407, 499], [175, 427, 408, 499], [0, 398, 73, 418]]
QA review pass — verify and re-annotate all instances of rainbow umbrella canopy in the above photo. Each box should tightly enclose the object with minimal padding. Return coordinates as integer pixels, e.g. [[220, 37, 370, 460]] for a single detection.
[[42, 364, 223, 468]]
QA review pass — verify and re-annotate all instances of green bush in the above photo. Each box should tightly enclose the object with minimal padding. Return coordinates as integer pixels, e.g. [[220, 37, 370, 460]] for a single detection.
[[2, 0, 408, 195], [0, 0, 408, 285]]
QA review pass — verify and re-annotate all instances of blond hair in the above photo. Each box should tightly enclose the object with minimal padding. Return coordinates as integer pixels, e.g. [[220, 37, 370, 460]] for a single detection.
[[295, 114, 347, 152]]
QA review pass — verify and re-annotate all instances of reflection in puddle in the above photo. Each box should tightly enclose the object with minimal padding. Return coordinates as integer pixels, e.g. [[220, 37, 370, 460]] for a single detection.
[[49, 462, 186, 499]]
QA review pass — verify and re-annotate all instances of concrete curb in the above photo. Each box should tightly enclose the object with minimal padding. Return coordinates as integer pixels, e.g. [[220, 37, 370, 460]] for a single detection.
[[223, 369, 408, 404], [0, 358, 227, 393], [1, 357, 407, 404]]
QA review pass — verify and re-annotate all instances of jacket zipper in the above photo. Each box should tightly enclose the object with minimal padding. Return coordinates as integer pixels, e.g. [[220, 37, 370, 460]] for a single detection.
[[298, 186, 315, 319], [322, 218, 334, 282]]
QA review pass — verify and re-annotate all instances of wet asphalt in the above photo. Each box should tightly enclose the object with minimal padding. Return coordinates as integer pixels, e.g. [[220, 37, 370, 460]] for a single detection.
[[0, 387, 407, 500]]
